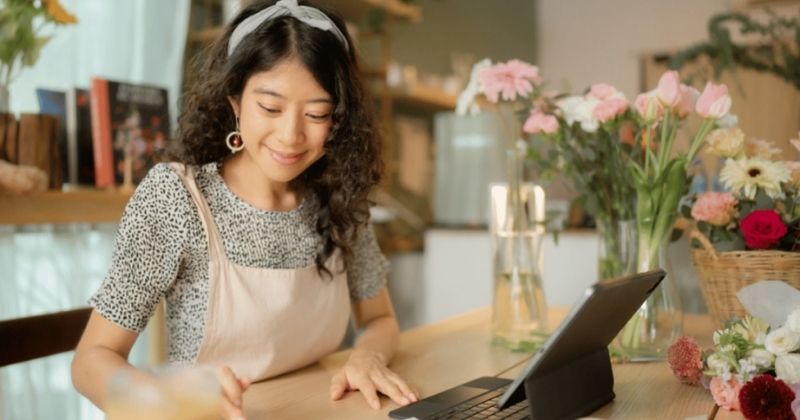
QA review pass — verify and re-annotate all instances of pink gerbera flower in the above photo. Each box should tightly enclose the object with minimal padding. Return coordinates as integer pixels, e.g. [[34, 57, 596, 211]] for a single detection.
[[667, 336, 704, 385], [479, 59, 541, 103]]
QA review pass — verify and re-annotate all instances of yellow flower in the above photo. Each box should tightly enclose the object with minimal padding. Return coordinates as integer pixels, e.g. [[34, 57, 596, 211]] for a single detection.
[[720, 157, 791, 199], [706, 127, 745, 158], [42, 0, 78, 25]]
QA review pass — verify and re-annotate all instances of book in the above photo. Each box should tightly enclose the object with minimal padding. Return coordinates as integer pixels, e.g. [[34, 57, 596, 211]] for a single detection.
[[66, 88, 95, 186], [36, 88, 69, 185], [90, 78, 170, 188]]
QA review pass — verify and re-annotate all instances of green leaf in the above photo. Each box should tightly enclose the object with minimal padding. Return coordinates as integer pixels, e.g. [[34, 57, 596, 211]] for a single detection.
[[753, 188, 774, 210]]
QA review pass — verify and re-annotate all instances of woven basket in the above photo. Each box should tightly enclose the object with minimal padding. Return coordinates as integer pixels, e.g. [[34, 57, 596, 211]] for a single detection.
[[689, 230, 800, 327]]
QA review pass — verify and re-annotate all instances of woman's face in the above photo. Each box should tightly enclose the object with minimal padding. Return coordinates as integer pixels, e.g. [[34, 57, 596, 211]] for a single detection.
[[230, 55, 333, 185]]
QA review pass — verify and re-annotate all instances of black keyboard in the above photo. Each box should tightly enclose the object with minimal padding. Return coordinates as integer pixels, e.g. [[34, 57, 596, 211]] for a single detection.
[[429, 387, 530, 420]]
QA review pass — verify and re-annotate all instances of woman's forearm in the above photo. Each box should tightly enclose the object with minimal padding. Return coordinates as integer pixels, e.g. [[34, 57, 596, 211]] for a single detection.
[[71, 345, 137, 409], [352, 314, 400, 364]]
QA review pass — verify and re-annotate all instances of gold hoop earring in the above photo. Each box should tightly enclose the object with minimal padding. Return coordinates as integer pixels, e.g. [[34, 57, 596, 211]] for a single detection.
[[226, 117, 244, 153]]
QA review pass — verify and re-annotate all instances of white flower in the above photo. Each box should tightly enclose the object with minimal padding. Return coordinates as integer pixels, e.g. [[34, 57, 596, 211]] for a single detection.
[[707, 353, 734, 376], [716, 112, 738, 128], [706, 127, 745, 158], [555, 95, 600, 133], [776, 353, 800, 385], [719, 157, 791, 200], [748, 348, 776, 368], [736, 358, 758, 382], [786, 307, 800, 334], [765, 327, 800, 355], [732, 316, 771, 343], [455, 58, 492, 116]]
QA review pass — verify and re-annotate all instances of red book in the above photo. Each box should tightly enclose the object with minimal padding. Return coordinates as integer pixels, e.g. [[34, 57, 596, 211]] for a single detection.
[[90, 78, 113, 188], [90, 78, 170, 188]]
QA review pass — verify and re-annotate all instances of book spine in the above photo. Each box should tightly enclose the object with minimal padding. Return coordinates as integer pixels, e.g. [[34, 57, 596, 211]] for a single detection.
[[90, 78, 113, 188], [65, 89, 79, 185]]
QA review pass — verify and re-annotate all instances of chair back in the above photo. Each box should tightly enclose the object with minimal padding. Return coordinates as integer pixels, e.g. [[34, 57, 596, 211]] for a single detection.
[[0, 307, 91, 367]]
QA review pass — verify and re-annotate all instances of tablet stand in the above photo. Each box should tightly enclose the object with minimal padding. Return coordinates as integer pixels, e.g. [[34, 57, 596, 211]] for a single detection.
[[523, 347, 615, 419]]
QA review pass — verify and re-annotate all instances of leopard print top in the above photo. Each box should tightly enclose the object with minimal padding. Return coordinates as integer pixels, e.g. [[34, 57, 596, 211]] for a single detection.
[[89, 162, 389, 363]]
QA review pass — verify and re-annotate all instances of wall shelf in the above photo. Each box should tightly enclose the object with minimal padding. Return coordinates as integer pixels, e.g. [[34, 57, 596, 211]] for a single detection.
[[392, 86, 457, 111], [0, 190, 132, 225], [315, 0, 421, 22]]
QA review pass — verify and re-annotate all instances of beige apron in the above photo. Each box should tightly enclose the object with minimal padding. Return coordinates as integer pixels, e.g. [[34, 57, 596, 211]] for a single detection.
[[170, 163, 351, 382]]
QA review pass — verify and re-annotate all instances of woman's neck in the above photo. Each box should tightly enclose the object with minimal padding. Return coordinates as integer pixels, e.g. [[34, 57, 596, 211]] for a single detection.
[[219, 153, 303, 212]]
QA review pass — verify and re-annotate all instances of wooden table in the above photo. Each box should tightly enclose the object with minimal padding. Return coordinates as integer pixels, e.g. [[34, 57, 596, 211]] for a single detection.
[[243, 307, 729, 419]]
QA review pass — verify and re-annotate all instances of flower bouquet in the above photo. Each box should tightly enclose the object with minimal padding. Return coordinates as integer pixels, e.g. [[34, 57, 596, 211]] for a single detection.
[[528, 69, 736, 360], [668, 282, 800, 419], [525, 83, 642, 280], [685, 131, 800, 325], [456, 58, 550, 350]]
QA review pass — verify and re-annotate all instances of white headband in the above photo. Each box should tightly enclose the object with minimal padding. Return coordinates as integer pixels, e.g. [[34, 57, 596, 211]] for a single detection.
[[227, 0, 349, 57]]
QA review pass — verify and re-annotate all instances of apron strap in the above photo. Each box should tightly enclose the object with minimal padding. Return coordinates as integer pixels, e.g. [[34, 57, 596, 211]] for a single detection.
[[169, 162, 226, 262]]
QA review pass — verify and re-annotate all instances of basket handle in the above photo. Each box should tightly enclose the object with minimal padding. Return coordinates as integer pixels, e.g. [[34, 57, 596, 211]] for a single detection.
[[688, 229, 718, 259]]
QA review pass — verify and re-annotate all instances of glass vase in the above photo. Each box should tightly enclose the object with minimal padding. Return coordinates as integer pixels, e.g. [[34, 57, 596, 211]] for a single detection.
[[596, 217, 637, 280], [489, 148, 548, 352], [614, 237, 683, 362]]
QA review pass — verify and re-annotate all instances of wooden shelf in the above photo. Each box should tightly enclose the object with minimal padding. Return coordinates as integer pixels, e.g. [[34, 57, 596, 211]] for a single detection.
[[188, 26, 224, 43], [315, 0, 421, 22], [392, 86, 457, 111], [0, 190, 132, 225]]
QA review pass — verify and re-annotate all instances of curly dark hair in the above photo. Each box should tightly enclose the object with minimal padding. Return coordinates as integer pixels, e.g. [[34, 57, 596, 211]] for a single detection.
[[170, 0, 383, 276]]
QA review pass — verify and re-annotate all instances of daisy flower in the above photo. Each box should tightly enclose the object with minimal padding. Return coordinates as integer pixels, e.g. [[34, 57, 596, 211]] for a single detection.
[[720, 157, 791, 199]]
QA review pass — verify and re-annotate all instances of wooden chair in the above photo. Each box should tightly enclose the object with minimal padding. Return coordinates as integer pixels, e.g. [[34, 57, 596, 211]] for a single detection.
[[0, 307, 91, 367]]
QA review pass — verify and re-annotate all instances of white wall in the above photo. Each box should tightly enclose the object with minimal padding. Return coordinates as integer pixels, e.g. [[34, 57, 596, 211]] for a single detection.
[[536, 0, 729, 98], [409, 229, 599, 327]]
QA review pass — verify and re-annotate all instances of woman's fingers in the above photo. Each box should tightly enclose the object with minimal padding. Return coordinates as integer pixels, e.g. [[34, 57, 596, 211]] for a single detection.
[[352, 375, 381, 409], [221, 395, 246, 420], [218, 366, 244, 408], [238, 376, 251, 391], [329, 372, 348, 401], [370, 372, 409, 406], [387, 372, 419, 403]]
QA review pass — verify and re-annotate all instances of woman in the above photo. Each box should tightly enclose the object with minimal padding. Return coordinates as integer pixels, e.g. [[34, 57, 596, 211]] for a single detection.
[[71, 1, 417, 418]]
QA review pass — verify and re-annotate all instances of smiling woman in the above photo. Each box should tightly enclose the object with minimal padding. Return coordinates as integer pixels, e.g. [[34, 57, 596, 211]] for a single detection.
[[69, 1, 415, 420]]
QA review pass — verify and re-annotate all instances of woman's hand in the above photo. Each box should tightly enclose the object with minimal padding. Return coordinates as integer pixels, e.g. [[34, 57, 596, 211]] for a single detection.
[[218, 365, 250, 420], [329, 349, 419, 410]]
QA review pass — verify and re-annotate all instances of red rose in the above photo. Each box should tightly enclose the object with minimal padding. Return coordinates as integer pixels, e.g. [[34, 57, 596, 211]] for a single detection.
[[740, 210, 788, 250]]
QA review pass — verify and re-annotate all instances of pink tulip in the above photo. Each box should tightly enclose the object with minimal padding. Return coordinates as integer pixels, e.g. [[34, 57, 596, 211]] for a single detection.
[[523, 110, 559, 134], [589, 83, 618, 101], [696, 82, 732, 119], [674, 85, 698, 118], [634, 93, 663, 122], [656, 70, 682, 107]]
